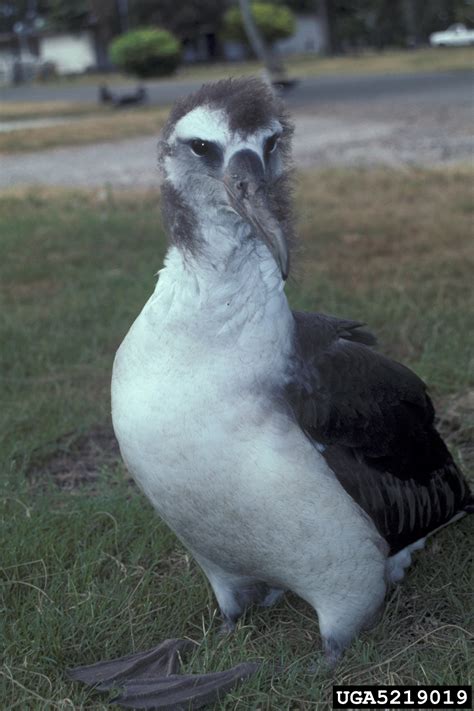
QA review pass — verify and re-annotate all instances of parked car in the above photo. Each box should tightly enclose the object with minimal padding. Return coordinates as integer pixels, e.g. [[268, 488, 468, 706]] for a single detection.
[[429, 23, 474, 47]]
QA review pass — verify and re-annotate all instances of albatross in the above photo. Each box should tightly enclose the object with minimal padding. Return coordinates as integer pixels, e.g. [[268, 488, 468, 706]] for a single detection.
[[70, 77, 473, 708]]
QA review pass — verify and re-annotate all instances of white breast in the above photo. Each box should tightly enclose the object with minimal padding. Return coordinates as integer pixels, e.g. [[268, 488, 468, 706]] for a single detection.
[[111, 246, 385, 591], [112, 245, 293, 510]]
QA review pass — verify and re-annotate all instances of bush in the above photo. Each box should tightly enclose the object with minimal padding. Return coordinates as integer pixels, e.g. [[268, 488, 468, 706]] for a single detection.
[[223, 2, 295, 46], [110, 28, 181, 78]]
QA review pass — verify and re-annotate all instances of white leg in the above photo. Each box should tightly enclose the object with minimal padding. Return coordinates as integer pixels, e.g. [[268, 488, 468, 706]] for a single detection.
[[303, 563, 387, 667], [194, 554, 268, 629], [261, 587, 286, 608]]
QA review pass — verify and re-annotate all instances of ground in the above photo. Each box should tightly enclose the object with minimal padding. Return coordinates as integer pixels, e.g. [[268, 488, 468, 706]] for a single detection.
[[0, 168, 472, 709], [1, 46, 473, 101], [1, 95, 473, 185], [1, 50, 473, 708]]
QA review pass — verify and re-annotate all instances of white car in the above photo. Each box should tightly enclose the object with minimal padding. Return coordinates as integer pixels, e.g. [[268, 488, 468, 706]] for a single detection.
[[429, 23, 474, 47]]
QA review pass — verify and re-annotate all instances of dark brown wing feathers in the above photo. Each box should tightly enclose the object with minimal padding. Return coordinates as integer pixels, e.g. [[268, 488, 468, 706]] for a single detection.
[[287, 311, 472, 554]]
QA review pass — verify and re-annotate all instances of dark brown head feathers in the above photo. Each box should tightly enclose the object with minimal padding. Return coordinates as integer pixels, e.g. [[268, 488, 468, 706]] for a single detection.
[[159, 77, 295, 257], [162, 76, 293, 140]]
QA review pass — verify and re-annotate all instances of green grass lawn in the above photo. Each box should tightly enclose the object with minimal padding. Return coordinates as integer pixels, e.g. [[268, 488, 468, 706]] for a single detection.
[[1, 169, 473, 709]]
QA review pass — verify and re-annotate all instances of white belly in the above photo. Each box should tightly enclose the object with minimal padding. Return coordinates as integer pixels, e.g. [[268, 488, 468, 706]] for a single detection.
[[112, 306, 384, 594], [111, 241, 387, 606]]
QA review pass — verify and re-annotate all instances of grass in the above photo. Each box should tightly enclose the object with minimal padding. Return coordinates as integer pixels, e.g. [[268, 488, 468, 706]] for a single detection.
[[26, 46, 474, 87], [0, 107, 168, 154], [0, 101, 104, 121], [2, 45, 472, 155], [176, 45, 474, 82], [1, 168, 473, 709]]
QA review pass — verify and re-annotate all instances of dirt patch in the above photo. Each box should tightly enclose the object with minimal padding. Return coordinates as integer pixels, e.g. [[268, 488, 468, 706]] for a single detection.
[[29, 424, 122, 490]]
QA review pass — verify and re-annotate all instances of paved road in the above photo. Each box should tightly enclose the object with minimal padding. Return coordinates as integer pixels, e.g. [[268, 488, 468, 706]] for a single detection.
[[1, 70, 472, 189], [1, 104, 472, 190], [1, 70, 473, 110], [0, 115, 396, 189], [288, 70, 474, 109]]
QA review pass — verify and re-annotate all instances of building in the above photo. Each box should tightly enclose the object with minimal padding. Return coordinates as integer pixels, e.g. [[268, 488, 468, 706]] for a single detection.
[[0, 29, 101, 85]]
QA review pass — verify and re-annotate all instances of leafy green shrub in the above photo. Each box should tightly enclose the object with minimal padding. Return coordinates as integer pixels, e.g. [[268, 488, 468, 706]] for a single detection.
[[223, 2, 295, 46], [110, 28, 181, 78]]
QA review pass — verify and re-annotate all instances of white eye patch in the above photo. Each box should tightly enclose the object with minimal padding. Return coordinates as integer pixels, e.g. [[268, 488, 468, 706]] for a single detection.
[[172, 106, 230, 144], [172, 107, 283, 151]]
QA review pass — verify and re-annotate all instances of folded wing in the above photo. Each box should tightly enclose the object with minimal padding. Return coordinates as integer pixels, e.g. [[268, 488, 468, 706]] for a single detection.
[[287, 311, 472, 554]]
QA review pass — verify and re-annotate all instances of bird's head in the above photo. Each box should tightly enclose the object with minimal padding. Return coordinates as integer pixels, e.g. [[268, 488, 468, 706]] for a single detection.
[[158, 77, 294, 280]]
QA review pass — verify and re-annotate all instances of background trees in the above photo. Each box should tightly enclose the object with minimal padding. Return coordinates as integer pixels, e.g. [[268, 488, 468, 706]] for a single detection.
[[312, 0, 474, 53], [109, 27, 180, 77], [223, 2, 295, 47], [1, 0, 472, 70]]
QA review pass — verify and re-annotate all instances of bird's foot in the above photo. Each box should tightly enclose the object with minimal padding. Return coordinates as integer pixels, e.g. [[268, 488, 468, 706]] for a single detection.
[[219, 618, 237, 636], [67, 638, 260, 709], [306, 638, 344, 675], [67, 638, 194, 688], [322, 636, 345, 670], [260, 587, 285, 608]]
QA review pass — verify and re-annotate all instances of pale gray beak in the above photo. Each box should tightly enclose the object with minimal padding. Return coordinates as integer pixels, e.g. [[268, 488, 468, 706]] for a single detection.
[[223, 149, 289, 280]]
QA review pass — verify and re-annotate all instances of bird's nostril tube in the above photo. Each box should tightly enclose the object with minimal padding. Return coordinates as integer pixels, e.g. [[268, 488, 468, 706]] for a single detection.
[[235, 179, 248, 197]]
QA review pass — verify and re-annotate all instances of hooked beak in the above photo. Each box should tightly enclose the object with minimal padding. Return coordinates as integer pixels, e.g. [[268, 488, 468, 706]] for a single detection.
[[223, 149, 289, 281]]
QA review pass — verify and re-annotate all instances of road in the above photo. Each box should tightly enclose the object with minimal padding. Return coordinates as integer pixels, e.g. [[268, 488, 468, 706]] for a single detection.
[[1, 70, 472, 189], [1, 70, 473, 110]]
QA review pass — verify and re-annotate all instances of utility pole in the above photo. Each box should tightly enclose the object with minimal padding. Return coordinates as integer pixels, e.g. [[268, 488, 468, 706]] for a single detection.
[[117, 0, 129, 33], [238, 0, 286, 82], [316, 0, 330, 55], [402, 0, 419, 48]]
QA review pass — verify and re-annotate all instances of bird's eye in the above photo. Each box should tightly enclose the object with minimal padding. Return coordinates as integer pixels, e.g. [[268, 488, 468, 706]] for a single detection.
[[264, 133, 279, 157], [190, 139, 210, 157]]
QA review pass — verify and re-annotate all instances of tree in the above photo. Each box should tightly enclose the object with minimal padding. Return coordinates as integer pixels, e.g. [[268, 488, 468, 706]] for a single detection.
[[313, 0, 409, 52], [315, 0, 331, 55], [0, 0, 50, 33], [128, 0, 226, 42], [46, 0, 90, 32], [223, 2, 295, 46], [223, 0, 294, 82], [88, 0, 119, 69], [312, 0, 473, 54], [110, 27, 181, 77]]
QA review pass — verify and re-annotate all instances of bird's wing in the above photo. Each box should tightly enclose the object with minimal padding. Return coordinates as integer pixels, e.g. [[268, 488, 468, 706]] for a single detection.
[[286, 311, 472, 554]]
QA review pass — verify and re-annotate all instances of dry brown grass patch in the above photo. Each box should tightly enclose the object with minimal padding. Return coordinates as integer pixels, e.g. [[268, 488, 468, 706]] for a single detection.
[[0, 185, 160, 206], [0, 101, 103, 121], [162, 46, 474, 82], [0, 108, 168, 153], [296, 167, 474, 294]]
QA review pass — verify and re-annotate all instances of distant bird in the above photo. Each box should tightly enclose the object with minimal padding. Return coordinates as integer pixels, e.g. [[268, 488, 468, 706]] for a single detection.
[[71, 77, 473, 708], [99, 84, 148, 108]]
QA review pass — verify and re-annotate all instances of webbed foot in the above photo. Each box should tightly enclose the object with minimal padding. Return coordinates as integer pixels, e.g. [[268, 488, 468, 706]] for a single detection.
[[67, 638, 194, 688], [67, 638, 260, 709]]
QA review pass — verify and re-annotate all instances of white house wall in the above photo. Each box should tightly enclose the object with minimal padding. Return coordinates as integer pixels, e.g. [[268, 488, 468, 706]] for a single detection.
[[40, 32, 96, 74], [275, 16, 324, 55], [221, 15, 324, 62]]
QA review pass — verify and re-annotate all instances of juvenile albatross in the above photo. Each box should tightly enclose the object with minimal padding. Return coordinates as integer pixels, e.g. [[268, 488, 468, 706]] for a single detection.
[[70, 78, 473, 708]]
